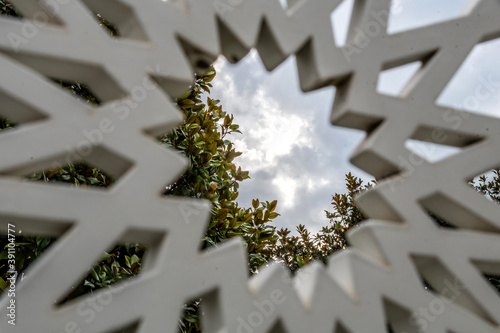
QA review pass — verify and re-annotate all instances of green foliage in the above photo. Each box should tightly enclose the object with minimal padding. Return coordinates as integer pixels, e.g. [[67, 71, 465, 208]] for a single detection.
[[63, 244, 145, 302], [0, 0, 20, 17], [0, 236, 54, 292], [162, 69, 279, 274], [471, 169, 500, 204], [28, 162, 114, 188], [56, 80, 101, 105], [0, 117, 13, 130], [271, 173, 372, 273], [324, 173, 373, 249]]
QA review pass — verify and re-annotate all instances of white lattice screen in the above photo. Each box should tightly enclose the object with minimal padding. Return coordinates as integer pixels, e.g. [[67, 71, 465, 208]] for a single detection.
[[1, 0, 500, 332]]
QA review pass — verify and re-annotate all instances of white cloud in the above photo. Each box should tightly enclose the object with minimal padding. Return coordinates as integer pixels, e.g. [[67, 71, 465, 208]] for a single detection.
[[272, 175, 298, 209], [237, 88, 313, 172]]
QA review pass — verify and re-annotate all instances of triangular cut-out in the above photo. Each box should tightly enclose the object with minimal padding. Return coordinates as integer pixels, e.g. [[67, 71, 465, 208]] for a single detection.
[[410, 254, 497, 325], [217, 17, 250, 64], [150, 74, 193, 100], [256, 19, 287, 72], [109, 320, 142, 333], [0, 215, 73, 295], [0, 1, 22, 18], [199, 289, 223, 333], [0, 89, 48, 125], [179, 290, 222, 333], [179, 298, 202, 333], [278, 0, 287, 10], [387, 1, 470, 34], [267, 319, 287, 333], [405, 139, 462, 163], [56, 227, 165, 306], [471, 260, 500, 295], [177, 36, 218, 76], [1, 144, 133, 184], [418, 192, 500, 232], [333, 321, 352, 333], [0, 214, 73, 238], [469, 169, 500, 205], [377, 61, 422, 97], [0, 51, 127, 102], [0, 117, 15, 131], [54, 79, 102, 105], [437, 37, 500, 117], [94, 13, 119, 37], [26, 161, 115, 189], [58, 242, 146, 305], [383, 298, 420, 333], [0, 0, 62, 25], [331, 0, 354, 48], [424, 210, 456, 230], [80, 0, 149, 41], [484, 274, 500, 293], [0, 233, 56, 292]]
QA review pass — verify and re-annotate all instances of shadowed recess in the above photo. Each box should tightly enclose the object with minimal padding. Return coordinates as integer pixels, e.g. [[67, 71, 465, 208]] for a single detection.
[[0, 234, 56, 292], [81, 0, 149, 41], [471, 259, 500, 297], [57, 241, 148, 305], [0, 88, 48, 125], [0, 117, 15, 131], [54, 79, 102, 106], [0, 52, 127, 103], [109, 320, 142, 333], [418, 189, 500, 233], [437, 38, 500, 118], [57, 227, 165, 306], [0, 0, 21, 18], [383, 298, 420, 333], [410, 254, 498, 326]]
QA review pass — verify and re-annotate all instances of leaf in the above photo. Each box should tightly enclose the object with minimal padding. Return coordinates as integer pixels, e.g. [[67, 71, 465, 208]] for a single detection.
[[297, 255, 305, 267], [269, 212, 280, 219], [270, 200, 278, 212], [0, 277, 7, 291], [252, 199, 259, 209], [131, 254, 140, 265], [83, 280, 95, 288]]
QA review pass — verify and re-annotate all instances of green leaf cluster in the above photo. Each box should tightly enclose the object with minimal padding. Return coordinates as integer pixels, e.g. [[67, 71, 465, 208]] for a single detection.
[[271, 173, 373, 273], [162, 68, 279, 275]]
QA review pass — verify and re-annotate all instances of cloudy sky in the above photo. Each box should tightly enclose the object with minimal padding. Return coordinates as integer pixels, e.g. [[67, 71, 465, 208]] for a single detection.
[[207, 0, 500, 233]]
